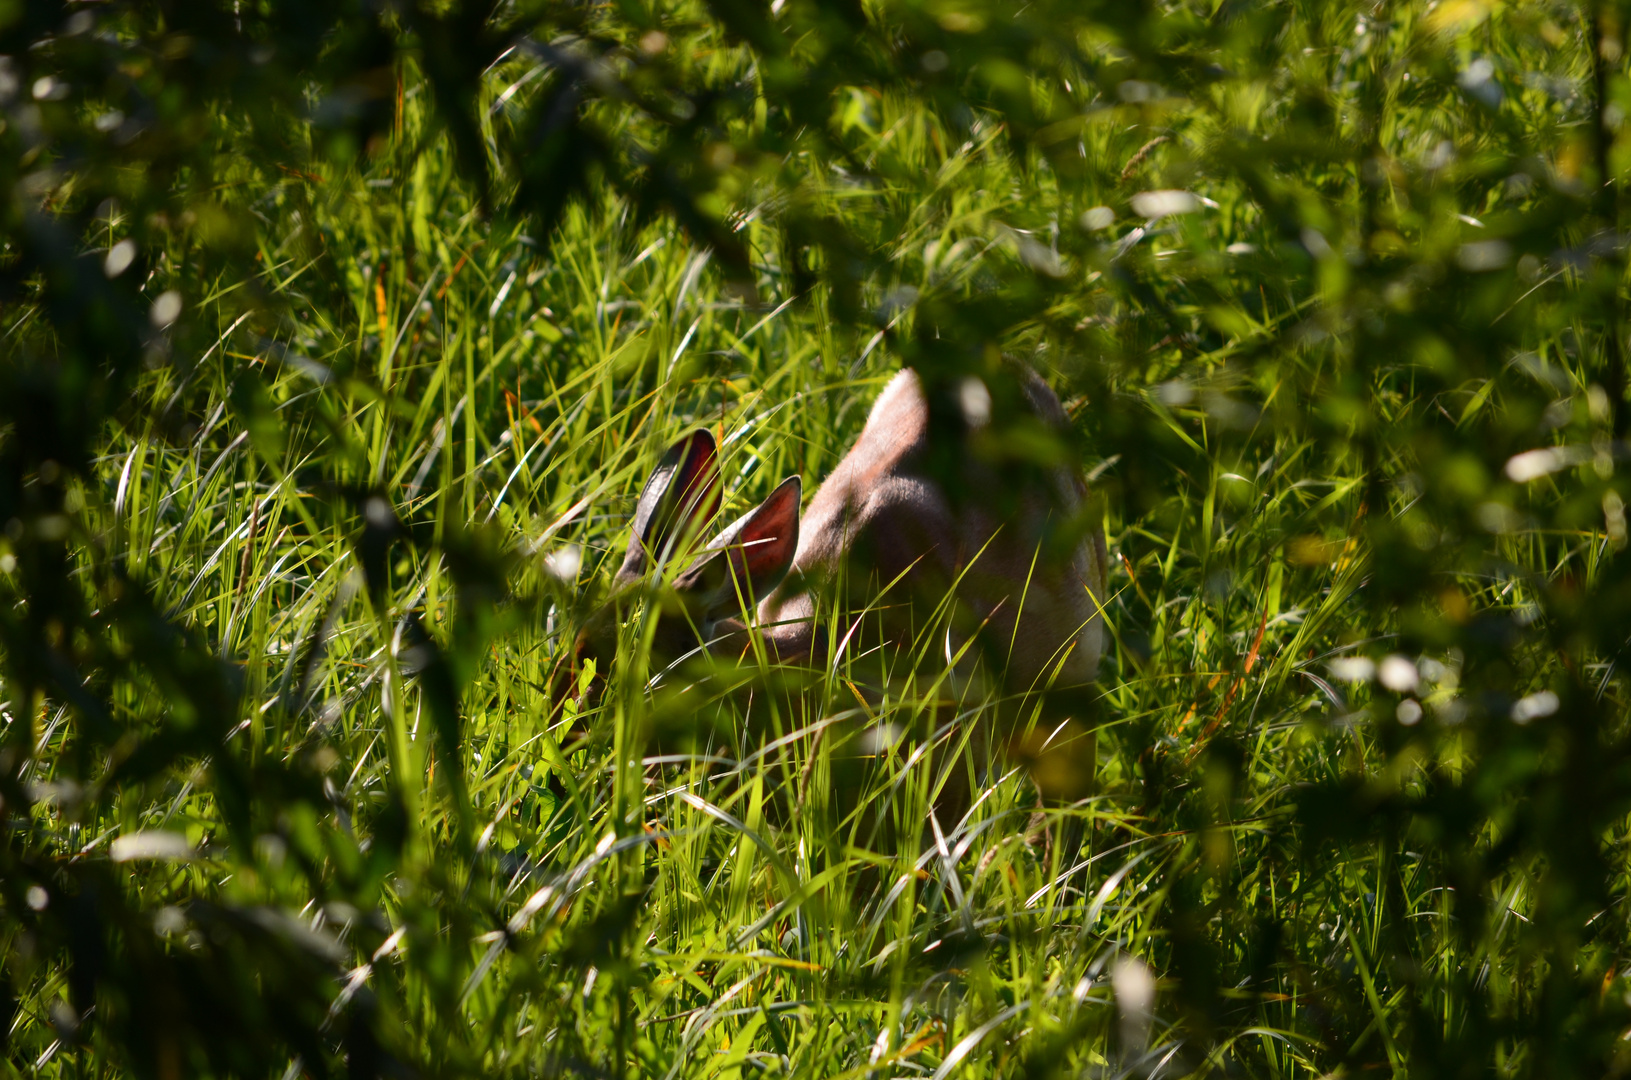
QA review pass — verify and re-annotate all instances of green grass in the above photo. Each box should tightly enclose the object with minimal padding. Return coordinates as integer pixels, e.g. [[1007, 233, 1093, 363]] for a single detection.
[[8, 1, 1631, 1076]]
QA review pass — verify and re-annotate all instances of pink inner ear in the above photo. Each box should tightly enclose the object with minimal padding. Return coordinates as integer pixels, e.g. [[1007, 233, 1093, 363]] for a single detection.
[[621, 430, 721, 583], [734, 477, 801, 581], [672, 433, 721, 535]]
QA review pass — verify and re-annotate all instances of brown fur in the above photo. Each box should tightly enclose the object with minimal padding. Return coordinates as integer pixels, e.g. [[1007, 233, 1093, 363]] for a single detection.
[[564, 366, 1109, 818], [758, 368, 1108, 694]]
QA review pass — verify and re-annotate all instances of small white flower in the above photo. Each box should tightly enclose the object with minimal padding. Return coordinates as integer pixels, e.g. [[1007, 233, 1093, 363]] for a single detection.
[[1112, 956, 1156, 1052], [150, 290, 182, 329], [1506, 446, 1588, 482], [1130, 190, 1200, 219], [958, 378, 991, 427], [1510, 690, 1559, 724], [544, 544, 582, 582], [1081, 206, 1115, 231], [1328, 656, 1376, 683], [104, 239, 135, 278], [1378, 654, 1419, 693], [111, 830, 193, 862]]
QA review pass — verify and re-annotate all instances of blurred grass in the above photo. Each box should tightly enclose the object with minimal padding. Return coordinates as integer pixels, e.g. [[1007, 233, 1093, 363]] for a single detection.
[[9, 0, 1631, 1076]]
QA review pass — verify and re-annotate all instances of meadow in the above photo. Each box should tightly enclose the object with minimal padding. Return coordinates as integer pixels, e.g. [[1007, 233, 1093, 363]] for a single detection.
[[4, 0, 1631, 1076]]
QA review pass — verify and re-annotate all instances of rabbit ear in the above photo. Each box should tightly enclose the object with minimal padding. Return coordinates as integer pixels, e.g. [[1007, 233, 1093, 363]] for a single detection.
[[618, 429, 720, 583], [723, 475, 801, 595], [677, 476, 801, 611]]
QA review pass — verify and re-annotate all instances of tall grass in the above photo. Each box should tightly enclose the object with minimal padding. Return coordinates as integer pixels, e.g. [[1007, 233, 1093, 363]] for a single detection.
[[6, 0, 1631, 1076]]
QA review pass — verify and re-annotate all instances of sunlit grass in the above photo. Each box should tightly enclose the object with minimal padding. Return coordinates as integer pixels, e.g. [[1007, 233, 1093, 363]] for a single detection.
[[10, 2, 1631, 1076]]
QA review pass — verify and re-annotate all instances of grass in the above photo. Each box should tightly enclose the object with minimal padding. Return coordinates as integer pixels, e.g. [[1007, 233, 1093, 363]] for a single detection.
[[8, 1, 1631, 1076]]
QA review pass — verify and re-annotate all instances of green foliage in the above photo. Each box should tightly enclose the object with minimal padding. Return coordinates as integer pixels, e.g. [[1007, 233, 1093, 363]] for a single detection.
[[5, 0, 1631, 1076]]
